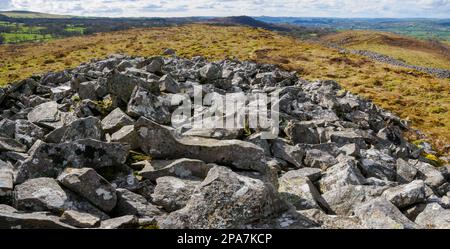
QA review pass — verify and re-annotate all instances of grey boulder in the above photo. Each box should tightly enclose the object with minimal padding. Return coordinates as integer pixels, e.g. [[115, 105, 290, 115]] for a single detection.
[[354, 198, 418, 229], [16, 139, 129, 183], [151, 176, 199, 212], [135, 117, 268, 173], [13, 177, 108, 219], [159, 166, 285, 229], [101, 108, 134, 134], [57, 168, 117, 212]]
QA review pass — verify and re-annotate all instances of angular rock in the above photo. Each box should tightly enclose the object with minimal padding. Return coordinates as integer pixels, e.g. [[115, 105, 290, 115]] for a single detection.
[[159, 166, 285, 229], [151, 176, 199, 212], [382, 180, 426, 208], [199, 63, 221, 82], [78, 81, 98, 100], [338, 143, 360, 157], [110, 125, 139, 150], [16, 139, 129, 183], [246, 132, 272, 156], [14, 177, 108, 219], [27, 101, 59, 125], [0, 136, 27, 153], [283, 168, 323, 182], [183, 128, 242, 140], [415, 203, 450, 229], [106, 70, 157, 103], [135, 117, 268, 173], [271, 138, 304, 168], [298, 209, 363, 229], [396, 158, 418, 183], [15, 119, 45, 148], [139, 158, 213, 181], [146, 57, 164, 74], [0, 160, 14, 196], [0, 119, 16, 138], [319, 159, 366, 193], [100, 215, 138, 229], [304, 149, 338, 170], [60, 210, 101, 228], [61, 117, 103, 142], [127, 87, 171, 124], [101, 108, 134, 134], [159, 74, 180, 93], [285, 121, 320, 144], [114, 188, 162, 218], [0, 211, 74, 229], [279, 174, 328, 211], [354, 198, 418, 229], [410, 160, 446, 189], [360, 149, 397, 181], [322, 185, 388, 215], [329, 130, 367, 149], [58, 168, 117, 212]]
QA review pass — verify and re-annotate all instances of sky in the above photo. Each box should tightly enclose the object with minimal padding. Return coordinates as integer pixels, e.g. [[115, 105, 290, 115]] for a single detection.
[[0, 0, 449, 18]]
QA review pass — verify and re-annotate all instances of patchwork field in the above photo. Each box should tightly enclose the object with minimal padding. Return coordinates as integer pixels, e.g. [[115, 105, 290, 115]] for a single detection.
[[0, 24, 449, 155]]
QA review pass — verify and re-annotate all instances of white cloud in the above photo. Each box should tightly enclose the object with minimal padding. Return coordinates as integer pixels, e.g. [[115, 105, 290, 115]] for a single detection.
[[0, 0, 448, 18]]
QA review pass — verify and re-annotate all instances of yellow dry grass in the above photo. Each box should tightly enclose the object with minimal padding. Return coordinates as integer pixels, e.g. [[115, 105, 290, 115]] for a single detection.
[[321, 30, 450, 70], [0, 24, 449, 153]]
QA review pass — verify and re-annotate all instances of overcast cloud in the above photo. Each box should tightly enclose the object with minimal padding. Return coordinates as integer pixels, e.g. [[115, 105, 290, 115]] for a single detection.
[[0, 0, 449, 18]]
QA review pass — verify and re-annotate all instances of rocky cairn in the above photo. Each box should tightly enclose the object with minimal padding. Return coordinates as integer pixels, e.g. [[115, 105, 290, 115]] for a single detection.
[[0, 53, 449, 229]]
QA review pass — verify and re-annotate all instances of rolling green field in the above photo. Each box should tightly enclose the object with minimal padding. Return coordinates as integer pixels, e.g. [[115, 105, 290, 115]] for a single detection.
[[0, 21, 84, 44]]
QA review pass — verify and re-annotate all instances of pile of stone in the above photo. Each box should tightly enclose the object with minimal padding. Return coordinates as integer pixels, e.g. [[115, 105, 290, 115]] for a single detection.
[[325, 42, 450, 78], [0, 53, 449, 229]]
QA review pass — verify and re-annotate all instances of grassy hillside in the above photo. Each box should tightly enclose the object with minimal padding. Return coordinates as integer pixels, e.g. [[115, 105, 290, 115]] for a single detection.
[[0, 11, 72, 19], [321, 30, 450, 70], [0, 24, 449, 154]]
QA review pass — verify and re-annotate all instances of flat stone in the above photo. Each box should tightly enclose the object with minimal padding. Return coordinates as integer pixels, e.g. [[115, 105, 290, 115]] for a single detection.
[[60, 210, 101, 228], [0, 211, 74, 229], [58, 168, 117, 212], [139, 158, 213, 181], [27, 101, 60, 125], [135, 117, 268, 173], [382, 180, 426, 208], [114, 188, 162, 218], [100, 215, 138, 229], [0, 136, 27, 153]]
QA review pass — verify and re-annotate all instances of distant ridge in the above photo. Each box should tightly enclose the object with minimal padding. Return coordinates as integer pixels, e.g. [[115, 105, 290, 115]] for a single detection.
[[0, 10, 73, 19], [205, 16, 290, 31]]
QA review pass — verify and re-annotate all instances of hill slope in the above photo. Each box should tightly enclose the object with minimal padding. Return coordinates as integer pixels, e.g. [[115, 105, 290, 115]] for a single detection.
[[321, 30, 450, 70], [206, 16, 281, 30], [0, 24, 449, 155], [0, 11, 72, 19]]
